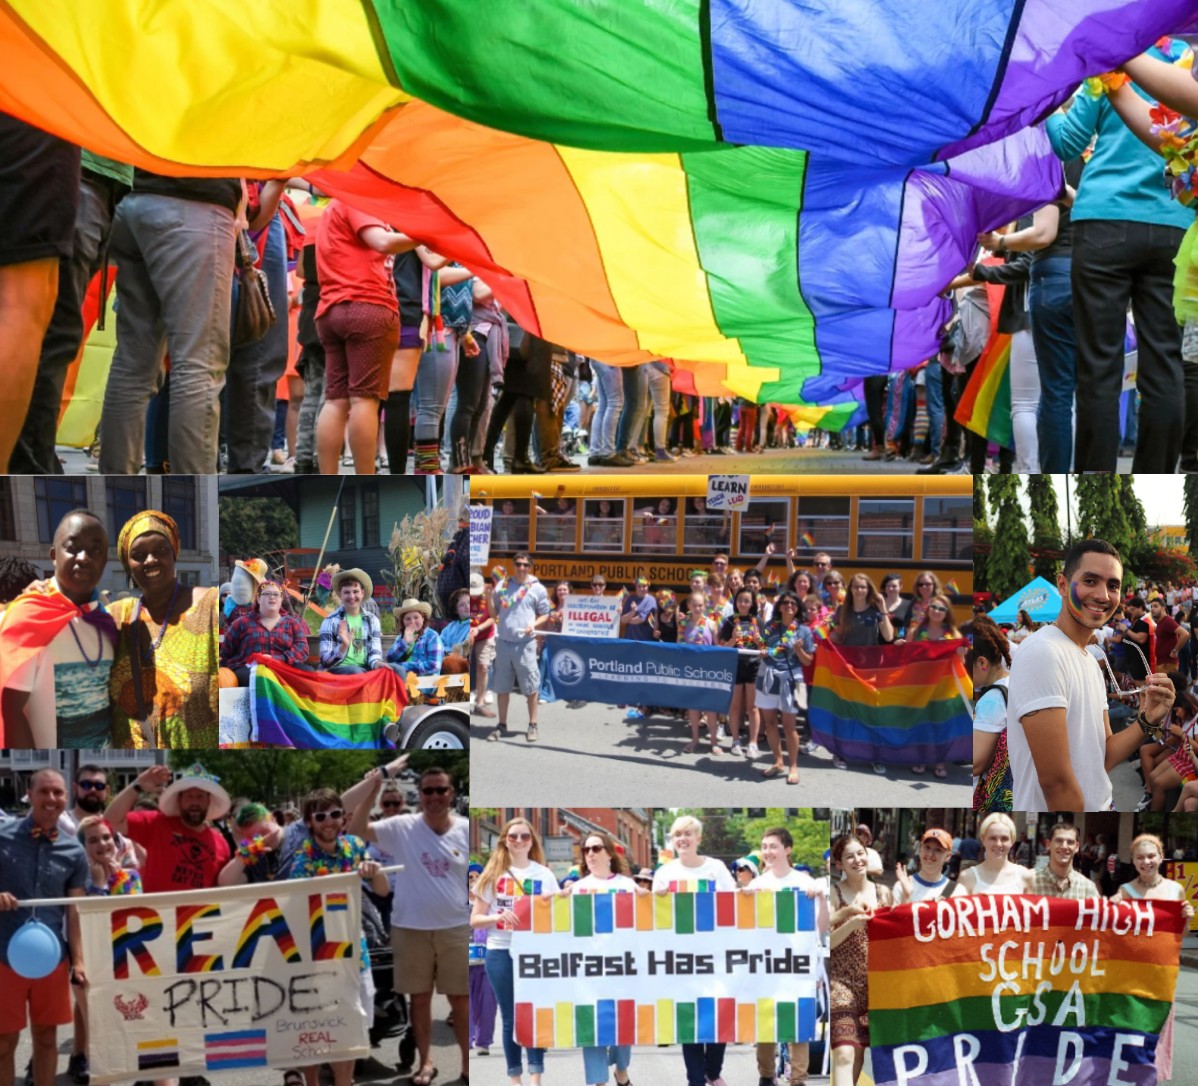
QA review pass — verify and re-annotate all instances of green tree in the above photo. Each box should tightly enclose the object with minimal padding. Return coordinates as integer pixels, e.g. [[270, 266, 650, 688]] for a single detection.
[[1026, 475, 1062, 582], [218, 496, 298, 573], [1184, 476, 1198, 560], [987, 477, 1030, 600], [1073, 475, 1135, 579], [973, 476, 988, 527]]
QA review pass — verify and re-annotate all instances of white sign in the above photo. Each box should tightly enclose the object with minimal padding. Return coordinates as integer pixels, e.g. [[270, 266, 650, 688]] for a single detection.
[[561, 594, 621, 638], [470, 504, 493, 566], [706, 475, 750, 511], [78, 873, 369, 1084]]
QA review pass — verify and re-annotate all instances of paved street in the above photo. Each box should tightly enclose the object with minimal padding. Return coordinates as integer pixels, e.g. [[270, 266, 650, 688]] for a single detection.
[[13, 993, 462, 1086], [470, 699, 972, 807]]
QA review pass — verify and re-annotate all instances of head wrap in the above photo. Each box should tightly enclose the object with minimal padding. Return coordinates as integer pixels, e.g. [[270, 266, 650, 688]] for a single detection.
[[116, 511, 180, 573]]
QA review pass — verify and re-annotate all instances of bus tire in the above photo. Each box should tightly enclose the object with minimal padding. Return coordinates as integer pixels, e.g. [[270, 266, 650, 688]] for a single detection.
[[405, 710, 469, 749]]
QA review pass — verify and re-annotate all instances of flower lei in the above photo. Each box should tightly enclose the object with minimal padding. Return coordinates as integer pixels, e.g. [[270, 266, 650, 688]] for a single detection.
[[733, 617, 764, 650], [297, 835, 359, 878], [682, 616, 710, 644], [237, 835, 271, 867], [494, 575, 537, 611], [1150, 102, 1198, 207], [767, 621, 802, 659], [107, 868, 141, 895]]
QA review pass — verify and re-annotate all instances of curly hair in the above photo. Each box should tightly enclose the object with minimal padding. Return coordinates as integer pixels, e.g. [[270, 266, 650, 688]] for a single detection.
[[965, 613, 1011, 670]]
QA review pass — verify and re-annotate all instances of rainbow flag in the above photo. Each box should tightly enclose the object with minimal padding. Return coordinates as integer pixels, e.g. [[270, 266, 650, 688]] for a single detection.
[[953, 278, 1013, 449], [869, 896, 1184, 1086], [808, 641, 972, 764], [249, 656, 406, 749]]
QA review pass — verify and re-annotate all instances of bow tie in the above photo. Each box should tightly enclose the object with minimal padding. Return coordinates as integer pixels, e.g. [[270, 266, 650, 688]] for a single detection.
[[30, 825, 59, 841]]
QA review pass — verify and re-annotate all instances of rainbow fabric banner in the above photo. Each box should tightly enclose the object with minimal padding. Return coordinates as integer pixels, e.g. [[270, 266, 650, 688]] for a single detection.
[[510, 890, 819, 1048], [808, 641, 972, 765], [249, 655, 406, 749], [0, 2, 1185, 412], [869, 895, 1184, 1086], [953, 280, 1013, 450], [78, 873, 368, 1085]]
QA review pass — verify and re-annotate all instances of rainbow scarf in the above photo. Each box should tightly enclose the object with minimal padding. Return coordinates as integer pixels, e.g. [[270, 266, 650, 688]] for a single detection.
[[249, 656, 407, 749], [808, 640, 972, 764]]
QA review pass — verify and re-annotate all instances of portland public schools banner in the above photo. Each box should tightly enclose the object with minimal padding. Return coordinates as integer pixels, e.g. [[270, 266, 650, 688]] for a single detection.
[[510, 890, 819, 1048], [868, 895, 1183, 1086], [78, 873, 369, 1085], [543, 635, 737, 712]]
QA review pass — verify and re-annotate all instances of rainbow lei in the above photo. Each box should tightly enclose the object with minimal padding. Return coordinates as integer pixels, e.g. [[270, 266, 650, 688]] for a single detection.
[[237, 834, 271, 866], [1151, 102, 1198, 207], [682, 617, 710, 644], [1082, 70, 1131, 98], [107, 868, 142, 895], [296, 835, 360, 878], [494, 575, 537, 611], [733, 617, 764, 650], [767, 621, 802, 659]]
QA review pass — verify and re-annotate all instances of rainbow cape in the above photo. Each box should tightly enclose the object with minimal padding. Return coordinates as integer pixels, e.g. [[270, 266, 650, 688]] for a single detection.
[[0, 2, 1185, 412], [954, 280, 1013, 449], [869, 896, 1183, 1086], [249, 655, 406, 749], [807, 640, 972, 764]]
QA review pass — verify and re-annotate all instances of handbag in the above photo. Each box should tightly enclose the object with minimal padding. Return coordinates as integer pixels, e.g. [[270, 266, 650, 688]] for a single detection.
[[232, 230, 277, 347]]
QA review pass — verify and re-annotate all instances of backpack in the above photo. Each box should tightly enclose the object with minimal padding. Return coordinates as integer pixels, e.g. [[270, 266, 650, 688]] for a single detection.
[[972, 683, 1012, 814]]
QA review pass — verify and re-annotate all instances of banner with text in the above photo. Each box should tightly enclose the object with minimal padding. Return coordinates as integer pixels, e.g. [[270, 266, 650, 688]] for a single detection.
[[706, 475, 750, 511], [543, 635, 736, 712], [78, 873, 369, 1085], [868, 895, 1183, 1086], [562, 594, 621, 638], [511, 890, 819, 1048], [470, 505, 493, 566], [1165, 861, 1198, 932]]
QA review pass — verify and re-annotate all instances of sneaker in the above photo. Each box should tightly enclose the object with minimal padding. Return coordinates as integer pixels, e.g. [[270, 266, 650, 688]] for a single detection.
[[607, 452, 636, 467], [717, 724, 728, 741], [654, 448, 678, 462], [833, 756, 848, 769], [68, 1053, 89, 1084], [1134, 791, 1153, 813], [526, 724, 539, 742], [730, 742, 744, 756], [746, 743, 760, 758], [476, 1047, 489, 1056], [486, 724, 508, 742], [484, 691, 494, 705], [872, 762, 887, 775], [625, 708, 645, 721], [707, 1077, 730, 1086], [270, 448, 286, 465], [799, 740, 811, 755]]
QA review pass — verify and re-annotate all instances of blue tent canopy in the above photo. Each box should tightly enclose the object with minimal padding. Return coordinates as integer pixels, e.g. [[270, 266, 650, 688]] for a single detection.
[[987, 577, 1061, 624]]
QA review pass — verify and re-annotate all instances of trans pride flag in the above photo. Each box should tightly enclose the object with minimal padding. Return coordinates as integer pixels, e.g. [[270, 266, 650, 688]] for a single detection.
[[869, 895, 1183, 1086], [808, 641, 972, 765], [249, 656, 406, 749]]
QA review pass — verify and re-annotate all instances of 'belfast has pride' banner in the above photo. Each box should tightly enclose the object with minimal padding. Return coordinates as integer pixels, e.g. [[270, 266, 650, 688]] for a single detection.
[[869, 895, 1183, 1086], [543, 635, 736, 713], [510, 890, 819, 1048], [808, 640, 972, 765], [78, 873, 370, 1085]]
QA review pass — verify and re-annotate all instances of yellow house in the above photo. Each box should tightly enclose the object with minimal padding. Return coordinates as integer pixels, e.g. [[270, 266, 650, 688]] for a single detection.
[[1149, 525, 1188, 550]]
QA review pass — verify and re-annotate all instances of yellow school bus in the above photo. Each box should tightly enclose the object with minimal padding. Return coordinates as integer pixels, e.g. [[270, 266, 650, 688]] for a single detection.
[[474, 475, 972, 598]]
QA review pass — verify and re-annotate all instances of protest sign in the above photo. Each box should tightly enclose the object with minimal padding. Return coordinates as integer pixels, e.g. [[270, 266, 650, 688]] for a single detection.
[[543, 635, 736, 712], [706, 475, 750, 511], [562, 594, 621, 638], [510, 890, 819, 1047], [1166, 861, 1198, 932], [868, 895, 1183, 1086], [470, 504, 493, 566], [78, 873, 370, 1084]]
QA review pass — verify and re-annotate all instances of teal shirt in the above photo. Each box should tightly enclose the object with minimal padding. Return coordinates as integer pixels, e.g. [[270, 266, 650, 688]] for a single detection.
[[1046, 43, 1191, 230]]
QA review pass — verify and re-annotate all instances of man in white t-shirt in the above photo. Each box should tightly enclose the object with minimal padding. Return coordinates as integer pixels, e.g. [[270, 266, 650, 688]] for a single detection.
[[352, 765, 468, 1085], [747, 828, 827, 1086], [1007, 539, 1174, 810]]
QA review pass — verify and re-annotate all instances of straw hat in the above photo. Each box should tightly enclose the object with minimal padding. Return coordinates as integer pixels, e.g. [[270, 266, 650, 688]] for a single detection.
[[395, 598, 432, 622], [234, 558, 269, 585], [331, 567, 373, 598], [159, 764, 231, 821]]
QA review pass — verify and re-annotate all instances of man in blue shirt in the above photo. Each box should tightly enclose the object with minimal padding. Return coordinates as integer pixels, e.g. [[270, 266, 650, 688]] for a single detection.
[[0, 768, 88, 1086], [1047, 38, 1192, 471]]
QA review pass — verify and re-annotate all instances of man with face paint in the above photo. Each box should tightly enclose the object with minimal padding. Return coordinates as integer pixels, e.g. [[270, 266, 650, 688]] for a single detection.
[[0, 509, 117, 748], [1007, 539, 1175, 811]]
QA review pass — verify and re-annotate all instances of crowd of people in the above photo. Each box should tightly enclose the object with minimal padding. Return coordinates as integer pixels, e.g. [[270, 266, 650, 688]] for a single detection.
[[470, 813, 826, 1086], [470, 549, 965, 782], [829, 816, 1193, 1086], [0, 510, 219, 749], [0, 758, 468, 1086]]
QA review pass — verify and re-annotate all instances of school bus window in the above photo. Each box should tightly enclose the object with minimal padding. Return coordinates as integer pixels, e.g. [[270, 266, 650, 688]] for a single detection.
[[858, 498, 914, 559], [583, 498, 625, 552], [536, 496, 577, 552], [631, 497, 677, 554], [492, 498, 530, 552], [682, 496, 729, 552], [794, 497, 850, 560], [922, 496, 972, 562], [739, 499, 789, 558]]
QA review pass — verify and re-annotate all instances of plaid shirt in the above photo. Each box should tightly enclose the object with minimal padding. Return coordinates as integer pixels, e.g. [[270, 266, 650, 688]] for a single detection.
[[221, 612, 311, 671], [386, 626, 444, 677], [1025, 865, 1101, 900], [319, 606, 383, 668]]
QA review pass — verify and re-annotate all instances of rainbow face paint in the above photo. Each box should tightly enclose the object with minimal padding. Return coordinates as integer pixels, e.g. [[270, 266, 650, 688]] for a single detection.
[[1065, 579, 1107, 624]]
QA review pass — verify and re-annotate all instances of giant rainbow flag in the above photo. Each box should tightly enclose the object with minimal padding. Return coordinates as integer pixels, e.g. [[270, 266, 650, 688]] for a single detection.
[[248, 655, 406, 749], [869, 896, 1184, 1086], [808, 640, 972, 764], [0, 0, 1188, 412]]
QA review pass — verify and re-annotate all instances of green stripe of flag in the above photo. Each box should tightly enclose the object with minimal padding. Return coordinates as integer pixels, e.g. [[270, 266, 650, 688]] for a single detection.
[[572, 893, 593, 937], [575, 1004, 596, 1047]]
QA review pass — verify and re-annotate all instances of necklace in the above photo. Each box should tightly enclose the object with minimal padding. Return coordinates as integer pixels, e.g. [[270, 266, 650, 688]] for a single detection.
[[134, 580, 182, 663], [1137, 873, 1164, 890], [68, 619, 105, 668], [495, 576, 535, 611]]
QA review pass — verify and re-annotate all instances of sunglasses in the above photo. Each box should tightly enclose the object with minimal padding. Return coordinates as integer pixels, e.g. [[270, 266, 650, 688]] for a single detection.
[[592, 583, 605, 589], [76, 780, 108, 792], [507, 832, 532, 842], [514, 561, 531, 568], [583, 844, 607, 854], [815, 561, 830, 568], [929, 605, 948, 614], [826, 580, 843, 587], [311, 809, 345, 823], [917, 581, 933, 588], [779, 600, 798, 607], [381, 800, 404, 808], [421, 786, 451, 796]]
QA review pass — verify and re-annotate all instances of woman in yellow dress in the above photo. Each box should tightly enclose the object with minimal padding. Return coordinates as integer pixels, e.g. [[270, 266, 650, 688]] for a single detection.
[[109, 510, 219, 747]]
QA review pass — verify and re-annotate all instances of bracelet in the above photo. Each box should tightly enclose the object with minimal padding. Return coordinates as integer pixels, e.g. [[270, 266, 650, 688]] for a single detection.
[[132, 782, 144, 794], [1136, 712, 1165, 740], [237, 835, 270, 866]]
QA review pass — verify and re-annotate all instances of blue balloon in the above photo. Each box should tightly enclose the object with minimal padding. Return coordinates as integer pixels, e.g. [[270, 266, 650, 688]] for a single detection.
[[8, 920, 62, 979]]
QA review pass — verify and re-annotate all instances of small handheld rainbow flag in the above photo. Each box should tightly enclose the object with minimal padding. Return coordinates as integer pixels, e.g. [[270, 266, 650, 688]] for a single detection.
[[800, 531, 816, 548]]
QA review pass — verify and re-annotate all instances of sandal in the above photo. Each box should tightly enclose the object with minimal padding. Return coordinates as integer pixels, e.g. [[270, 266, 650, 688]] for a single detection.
[[682, 742, 698, 754], [413, 1066, 439, 1086], [911, 764, 926, 774], [933, 764, 948, 778], [710, 744, 723, 756], [486, 724, 508, 742], [762, 764, 784, 778], [284, 1073, 304, 1086], [787, 769, 800, 785]]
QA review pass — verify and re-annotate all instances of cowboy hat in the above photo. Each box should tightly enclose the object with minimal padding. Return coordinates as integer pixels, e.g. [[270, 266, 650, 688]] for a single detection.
[[331, 568, 373, 598], [159, 764, 231, 821], [395, 598, 432, 622], [469, 572, 485, 597]]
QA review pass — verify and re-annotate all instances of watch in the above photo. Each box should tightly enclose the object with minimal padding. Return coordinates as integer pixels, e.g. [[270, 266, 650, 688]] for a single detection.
[[132, 782, 145, 794]]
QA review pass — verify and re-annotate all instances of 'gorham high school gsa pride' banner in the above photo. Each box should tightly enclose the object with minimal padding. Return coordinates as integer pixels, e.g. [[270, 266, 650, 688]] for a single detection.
[[510, 890, 819, 1048], [78, 873, 370, 1085], [868, 895, 1183, 1086]]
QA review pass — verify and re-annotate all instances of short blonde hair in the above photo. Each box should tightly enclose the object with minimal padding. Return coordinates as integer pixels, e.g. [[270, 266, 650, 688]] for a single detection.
[[669, 814, 703, 840], [978, 813, 1016, 841]]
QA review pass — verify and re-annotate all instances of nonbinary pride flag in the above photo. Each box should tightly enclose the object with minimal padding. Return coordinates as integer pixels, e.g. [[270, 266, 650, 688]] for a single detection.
[[868, 895, 1183, 1086]]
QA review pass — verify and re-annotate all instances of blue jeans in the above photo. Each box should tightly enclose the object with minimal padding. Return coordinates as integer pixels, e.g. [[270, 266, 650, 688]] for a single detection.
[[682, 1042, 725, 1086], [1029, 255, 1075, 472], [590, 360, 623, 457], [414, 328, 460, 442], [615, 364, 649, 453], [100, 192, 237, 473], [645, 362, 671, 449], [583, 1045, 631, 1085], [327, 663, 366, 675], [924, 359, 945, 456], [485, 948, 545, 1077]]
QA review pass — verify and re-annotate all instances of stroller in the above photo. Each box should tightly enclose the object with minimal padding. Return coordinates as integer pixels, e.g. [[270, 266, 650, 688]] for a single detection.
[[362, 887, 418, 1072]]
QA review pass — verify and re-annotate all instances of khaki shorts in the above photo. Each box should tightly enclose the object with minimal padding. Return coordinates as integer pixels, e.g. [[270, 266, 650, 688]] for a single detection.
[[392, 924, 469, 995], [474, 637, 496, 669]]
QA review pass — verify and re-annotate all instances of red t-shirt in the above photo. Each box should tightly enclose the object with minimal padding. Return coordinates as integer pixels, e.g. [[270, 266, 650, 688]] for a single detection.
[[315, 199, 397, 318], [1155, 613, 1180, 663], [125, 810, 231, 893], [470, 595, 495, 642]]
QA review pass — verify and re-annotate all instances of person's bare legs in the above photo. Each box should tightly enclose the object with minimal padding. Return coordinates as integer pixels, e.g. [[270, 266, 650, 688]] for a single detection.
[[410, 990, 434, 1077], [30, 1024, 57, 1086], [526, 692, 538, 726], [286, 374, 304, 457], [0, 1030, 17, 1086], [744, 684, 759, 749], [347, 396, 380, 474], [728, 686, 743, 746], [0, 258, 58, 468], [448, 993, 468, 1079], [761, 708, 783, 772], [782, 712, 800, 782], [317, 398, 350, 473]]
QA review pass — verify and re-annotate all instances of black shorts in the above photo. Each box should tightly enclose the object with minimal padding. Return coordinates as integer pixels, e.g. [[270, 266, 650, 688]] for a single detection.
[[0, 112, 81, 266], [735, 653, 760, 685]]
